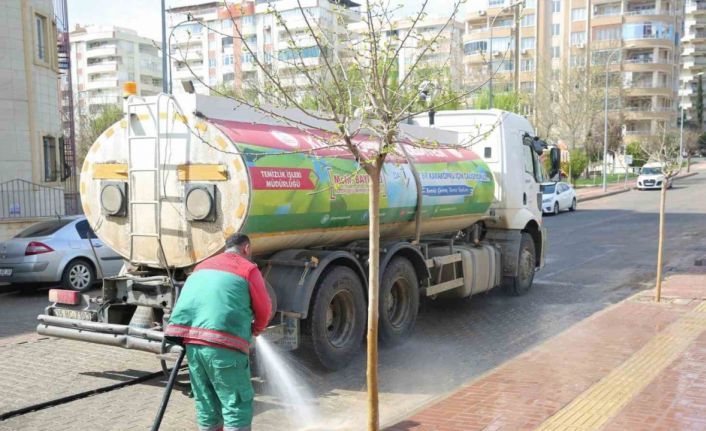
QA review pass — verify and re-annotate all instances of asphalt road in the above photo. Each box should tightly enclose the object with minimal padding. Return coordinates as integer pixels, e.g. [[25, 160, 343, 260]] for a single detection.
[[1, 171, 705, 430]]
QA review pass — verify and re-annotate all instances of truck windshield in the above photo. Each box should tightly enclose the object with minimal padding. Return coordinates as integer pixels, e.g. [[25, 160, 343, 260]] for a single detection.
[[540, 184, 556, 194]]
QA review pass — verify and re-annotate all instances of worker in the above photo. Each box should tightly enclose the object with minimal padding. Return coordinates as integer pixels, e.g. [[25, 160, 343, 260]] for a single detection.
[[165, 233, 272, 431]]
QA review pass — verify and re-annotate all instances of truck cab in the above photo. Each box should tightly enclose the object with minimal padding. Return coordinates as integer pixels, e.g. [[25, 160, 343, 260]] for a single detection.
[[413, 109, 554, 288]]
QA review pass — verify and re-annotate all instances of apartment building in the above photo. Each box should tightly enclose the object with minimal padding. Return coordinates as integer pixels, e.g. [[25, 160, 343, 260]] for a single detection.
[[464, 0, 682, 142], [0, 0, 67, 226], [680, 0, 706, 127], [69, 25, 162, 117], [166, 0, 360, 96], [0, 0, 63, 186], [347, 17, 465, 91]]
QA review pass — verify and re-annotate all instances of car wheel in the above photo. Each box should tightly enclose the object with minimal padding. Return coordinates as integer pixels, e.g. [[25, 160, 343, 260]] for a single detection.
[[553, 202, 559, 215], [570, 198, 577, 212], [61, 259, 95, 292]]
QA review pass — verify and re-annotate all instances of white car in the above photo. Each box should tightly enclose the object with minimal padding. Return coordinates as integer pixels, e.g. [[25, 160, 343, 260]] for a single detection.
[[637, 164, 672, 190], [541, 181, 577, 215]]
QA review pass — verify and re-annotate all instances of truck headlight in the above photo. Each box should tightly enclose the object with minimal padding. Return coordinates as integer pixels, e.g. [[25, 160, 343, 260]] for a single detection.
[[185, 184, 217, 222], [100, 182, 127, 217]]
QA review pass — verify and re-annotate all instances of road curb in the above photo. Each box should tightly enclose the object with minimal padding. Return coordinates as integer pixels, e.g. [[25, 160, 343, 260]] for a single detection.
[[676, 171, 699, 180], [578, 187, 630, 202], [576, 171, 699, 203]]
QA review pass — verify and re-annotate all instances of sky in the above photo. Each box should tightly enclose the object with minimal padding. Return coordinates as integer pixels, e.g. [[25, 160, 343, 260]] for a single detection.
[[67, 0, 467, 42]]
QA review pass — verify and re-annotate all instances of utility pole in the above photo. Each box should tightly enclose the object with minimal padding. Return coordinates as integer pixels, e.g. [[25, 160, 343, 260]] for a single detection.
[[161, 0, 169, 93], [514, 4, 521, 100], [602, 48, 621, 192]]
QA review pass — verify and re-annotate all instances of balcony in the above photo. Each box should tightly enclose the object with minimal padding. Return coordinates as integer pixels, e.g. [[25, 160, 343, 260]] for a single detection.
[[86, 61, 118, 74], [85, 79, 118, 91], [85, 45, 117, 58], [624, 8, 674, 16]]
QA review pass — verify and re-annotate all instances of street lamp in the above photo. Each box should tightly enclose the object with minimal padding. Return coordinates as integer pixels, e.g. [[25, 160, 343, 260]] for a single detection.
[[602, 47, 622, 192], [488, 0, 524, 109]]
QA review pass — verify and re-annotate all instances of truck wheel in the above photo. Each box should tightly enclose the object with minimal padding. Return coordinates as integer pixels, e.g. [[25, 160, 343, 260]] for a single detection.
[[379, 258, 419, 346], [502, 233, 535, 296], [307, 266, 365, 371]]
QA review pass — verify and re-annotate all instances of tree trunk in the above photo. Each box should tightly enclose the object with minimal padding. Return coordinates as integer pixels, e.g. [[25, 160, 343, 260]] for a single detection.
[[366, 166, 381, 431], [687, 155, 691, 173], [654, 179, 667, 302]]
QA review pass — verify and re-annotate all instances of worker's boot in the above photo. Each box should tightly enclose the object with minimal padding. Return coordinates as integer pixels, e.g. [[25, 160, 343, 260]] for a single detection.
[[224, 427, 251, 431]]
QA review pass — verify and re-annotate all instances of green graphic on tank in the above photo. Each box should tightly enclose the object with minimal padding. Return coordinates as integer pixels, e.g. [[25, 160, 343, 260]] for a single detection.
[[234, 142, 495, 234]]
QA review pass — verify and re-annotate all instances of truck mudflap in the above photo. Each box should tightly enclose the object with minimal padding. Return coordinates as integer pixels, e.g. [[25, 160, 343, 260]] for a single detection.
[[36, 313, 300, 354]]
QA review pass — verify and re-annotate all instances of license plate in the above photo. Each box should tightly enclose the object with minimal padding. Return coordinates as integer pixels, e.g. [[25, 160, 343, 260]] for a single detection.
[[0, 268, 12, 277], [53, 308, 96, 321]]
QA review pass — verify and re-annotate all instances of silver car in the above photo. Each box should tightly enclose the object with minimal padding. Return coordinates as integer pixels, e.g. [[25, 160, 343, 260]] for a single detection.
[[0, 216, 123, 291]]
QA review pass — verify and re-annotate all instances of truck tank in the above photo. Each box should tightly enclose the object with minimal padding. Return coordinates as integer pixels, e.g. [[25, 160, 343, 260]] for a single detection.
[[80, 95, 495, 268]]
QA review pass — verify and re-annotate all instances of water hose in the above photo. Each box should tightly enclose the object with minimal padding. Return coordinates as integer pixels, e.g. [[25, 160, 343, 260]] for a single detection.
[[151, 348, 186, 431]]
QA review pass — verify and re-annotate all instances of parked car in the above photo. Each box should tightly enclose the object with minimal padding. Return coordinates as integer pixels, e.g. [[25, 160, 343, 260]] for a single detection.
[[0, 216, 123, 291], [637, 163, 672, 190], [541, 181, 577, 215]]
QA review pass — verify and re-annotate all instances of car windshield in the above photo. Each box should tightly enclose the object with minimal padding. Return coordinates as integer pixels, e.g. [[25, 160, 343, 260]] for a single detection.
[[641, 167, 662, 175], [14, 219, 73, 238], [540, 184, 556, 194]]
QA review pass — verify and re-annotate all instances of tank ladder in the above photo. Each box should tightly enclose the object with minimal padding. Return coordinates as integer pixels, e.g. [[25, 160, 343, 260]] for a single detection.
[[125, 94, 172, 267]]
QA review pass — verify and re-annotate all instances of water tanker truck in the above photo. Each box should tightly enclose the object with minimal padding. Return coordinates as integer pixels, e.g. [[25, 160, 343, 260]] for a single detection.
[[37, 93, 559, 370]]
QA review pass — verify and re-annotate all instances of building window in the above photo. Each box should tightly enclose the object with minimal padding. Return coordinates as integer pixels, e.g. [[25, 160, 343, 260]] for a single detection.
[[521, 14, 536, 27], [489, 0, 505, 6], [520, 59, 534, 71], [552, 46, 560, 58], [491, 37, 513, 52], [221, 19, 233, 30], [35, 13, 48, 62], [593, 25, 622, 41], [571, 32, 586, 45], [223, 54, 234, 65], [464, 40, 488, 55], [223, 72, 235, 82], [43, 136, 58, 182], [571, 8, 586, 21], [552, 0, 561, 13], [241, 15, 255, 26], [209, 58, 216, 68], [552, 24, 561, 36], [525, 0, 536, 8], [521, 37, 535, 50]]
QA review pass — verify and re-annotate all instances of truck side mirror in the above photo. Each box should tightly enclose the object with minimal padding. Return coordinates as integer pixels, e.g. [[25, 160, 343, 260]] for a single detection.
[[549, 147, 560, 179]]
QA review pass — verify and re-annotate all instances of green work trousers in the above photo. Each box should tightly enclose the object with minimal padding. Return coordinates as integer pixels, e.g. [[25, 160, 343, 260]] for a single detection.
[[186, 344, 255, 431]]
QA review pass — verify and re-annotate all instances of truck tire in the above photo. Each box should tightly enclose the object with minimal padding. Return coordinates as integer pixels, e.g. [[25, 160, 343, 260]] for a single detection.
[[379, 257, 419, 346], [307, 266, 365, 371], [502, 233, 535, 296]]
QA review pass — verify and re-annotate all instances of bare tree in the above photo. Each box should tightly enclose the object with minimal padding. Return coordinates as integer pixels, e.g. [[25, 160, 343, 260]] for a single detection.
[[168, 1, 500, 428], [635, 122, 681, 302]]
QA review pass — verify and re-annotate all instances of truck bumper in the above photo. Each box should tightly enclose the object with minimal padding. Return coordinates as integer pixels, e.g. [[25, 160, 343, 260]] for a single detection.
[[36, 313, 297, 354]]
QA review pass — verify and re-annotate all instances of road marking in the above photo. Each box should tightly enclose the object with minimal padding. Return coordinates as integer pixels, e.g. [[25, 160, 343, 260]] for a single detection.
[[536, 300, 706, 431]]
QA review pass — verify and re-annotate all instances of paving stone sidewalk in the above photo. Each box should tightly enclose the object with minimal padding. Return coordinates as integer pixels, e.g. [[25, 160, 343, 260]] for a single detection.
[[0, 337, 160, 416], [386, 267, 706, 431]]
